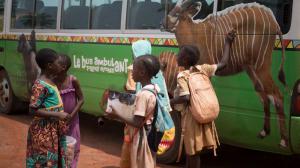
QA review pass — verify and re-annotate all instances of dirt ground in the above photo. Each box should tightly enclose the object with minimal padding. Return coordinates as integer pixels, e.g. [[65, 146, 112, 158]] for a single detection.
[[0, 112, 179, 168]]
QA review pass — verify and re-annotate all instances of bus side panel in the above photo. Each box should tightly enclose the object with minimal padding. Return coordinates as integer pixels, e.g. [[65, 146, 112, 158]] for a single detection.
[[0, 39, 5, 66], [55, 42, 178, 116], [4, 40, 28, 100], [289, 50, 300, 154], [214, 50, 298, 154], [290, 117, 300, 153]]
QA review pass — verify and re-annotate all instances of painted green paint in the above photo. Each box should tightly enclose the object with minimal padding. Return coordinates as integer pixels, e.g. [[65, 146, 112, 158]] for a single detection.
[[1, 40, 299, 154], [214, 50, 300, 154]]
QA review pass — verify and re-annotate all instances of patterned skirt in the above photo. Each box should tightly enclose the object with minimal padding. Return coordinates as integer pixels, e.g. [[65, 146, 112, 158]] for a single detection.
[[26, 118, 68, 168]]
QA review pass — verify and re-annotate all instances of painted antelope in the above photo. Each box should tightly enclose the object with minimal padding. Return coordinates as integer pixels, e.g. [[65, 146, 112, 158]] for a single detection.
[[17, 30, 40, 93], [161, 0, 288, 147]]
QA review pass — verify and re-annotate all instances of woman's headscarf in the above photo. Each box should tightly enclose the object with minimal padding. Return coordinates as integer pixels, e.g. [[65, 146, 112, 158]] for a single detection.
[[132, 40, 152, 58]]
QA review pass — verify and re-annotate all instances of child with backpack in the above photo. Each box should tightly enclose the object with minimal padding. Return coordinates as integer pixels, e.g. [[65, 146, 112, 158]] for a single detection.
[[107, 54, 161, 168], [170, 30, 236, 168]]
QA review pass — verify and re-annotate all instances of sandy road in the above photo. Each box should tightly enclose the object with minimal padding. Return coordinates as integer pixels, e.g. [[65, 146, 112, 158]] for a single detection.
[[0, 112, 179, 168], [1, 112, 298, 168]]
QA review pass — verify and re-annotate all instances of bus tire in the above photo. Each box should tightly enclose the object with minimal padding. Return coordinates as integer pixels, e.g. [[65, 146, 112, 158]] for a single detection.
[[157, 111, 184, 164], [0, 69, 17, 114]]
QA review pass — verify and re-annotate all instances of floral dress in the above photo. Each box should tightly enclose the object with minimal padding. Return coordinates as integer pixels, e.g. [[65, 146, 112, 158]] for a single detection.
[[26, 80, 68, 168]]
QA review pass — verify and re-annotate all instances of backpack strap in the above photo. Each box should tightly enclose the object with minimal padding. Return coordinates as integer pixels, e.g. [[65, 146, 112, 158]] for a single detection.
[[130, 87, 158, 142]]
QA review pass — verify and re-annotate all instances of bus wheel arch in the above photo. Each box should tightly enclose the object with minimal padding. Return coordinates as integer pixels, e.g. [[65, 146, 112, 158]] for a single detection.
[[0, 68, 17, 114]]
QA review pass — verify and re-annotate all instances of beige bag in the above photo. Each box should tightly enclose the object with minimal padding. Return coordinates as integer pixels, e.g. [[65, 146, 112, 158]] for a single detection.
[[131, 128, 155, 168], [187, 68, 219, 123]]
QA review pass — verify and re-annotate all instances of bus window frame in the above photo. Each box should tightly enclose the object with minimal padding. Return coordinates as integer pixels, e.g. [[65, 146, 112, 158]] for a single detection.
[[8, 0, 59, 33], [6, 0, 174, 36], [0, 0, 7, 33]]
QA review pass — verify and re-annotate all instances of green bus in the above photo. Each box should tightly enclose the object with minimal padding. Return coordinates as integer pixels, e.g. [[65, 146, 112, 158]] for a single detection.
[[0, 0, 299, 163]]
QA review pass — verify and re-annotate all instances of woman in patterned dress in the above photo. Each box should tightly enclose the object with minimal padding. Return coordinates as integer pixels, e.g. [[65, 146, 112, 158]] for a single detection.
[[26, 48, 70, 168]]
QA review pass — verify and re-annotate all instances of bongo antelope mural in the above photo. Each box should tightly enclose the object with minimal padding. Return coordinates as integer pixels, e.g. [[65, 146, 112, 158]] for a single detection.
[[161, 0, 288, 147], [17, 31, 40, 93]]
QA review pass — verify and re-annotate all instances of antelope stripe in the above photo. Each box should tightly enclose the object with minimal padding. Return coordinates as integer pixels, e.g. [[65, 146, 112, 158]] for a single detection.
[[166, 52, 173, 87], [203, 24, 211, 62], [237, 10, 245, 63], [219, 16, 231, 65], [243, 8, 249, 58], [225, 15, 238, 68], [223, 14, 236, 67], [208, 21, 215, 63], [259, 9, 271, 69], [250, 8, 256, 65], [255, 8, 265, 69], [233, 12, 242, 64]]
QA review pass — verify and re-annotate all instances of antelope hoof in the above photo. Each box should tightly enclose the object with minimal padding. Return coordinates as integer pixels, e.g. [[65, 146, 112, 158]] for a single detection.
[[279, 139, 288, 148], [257, 129, 270, 139]]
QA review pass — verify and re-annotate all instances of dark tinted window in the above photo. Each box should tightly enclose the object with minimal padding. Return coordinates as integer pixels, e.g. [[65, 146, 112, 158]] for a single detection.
[[11, 0, 58, 29], [0, 0, 4, 31], [61, 0, 122, 29], [217, 0, 293, 34], [126, 0, 165, 29]]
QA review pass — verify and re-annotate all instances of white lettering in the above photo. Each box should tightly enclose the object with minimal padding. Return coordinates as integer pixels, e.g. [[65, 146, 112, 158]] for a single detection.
[[74, 55, 129, 74]]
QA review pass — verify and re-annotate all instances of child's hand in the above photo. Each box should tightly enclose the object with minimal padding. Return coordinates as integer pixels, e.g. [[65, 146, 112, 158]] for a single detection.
[[56, 112, 70, 120], [226, 29, 236, 43], [105, 105, 118, 119]]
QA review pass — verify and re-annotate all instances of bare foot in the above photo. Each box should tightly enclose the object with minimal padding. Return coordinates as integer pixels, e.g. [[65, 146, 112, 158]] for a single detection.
[[257, 129, 269, 139], [279, 139, 288, 148]]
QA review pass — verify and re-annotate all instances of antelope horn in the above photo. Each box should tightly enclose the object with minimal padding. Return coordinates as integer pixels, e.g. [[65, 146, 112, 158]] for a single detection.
[[181, 0, 199, 10]]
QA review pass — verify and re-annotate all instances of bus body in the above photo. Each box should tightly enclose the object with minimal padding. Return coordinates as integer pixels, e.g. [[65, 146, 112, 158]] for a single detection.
[[0, 0, 299, 162]]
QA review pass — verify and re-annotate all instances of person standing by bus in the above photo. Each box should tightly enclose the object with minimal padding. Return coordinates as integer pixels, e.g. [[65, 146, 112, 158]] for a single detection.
[[55, 54, 84, 168], [122, 40, 173, 167], [26, 48, 70, 167], [170, 30, 236, 168], [107, 54, 161, 168]]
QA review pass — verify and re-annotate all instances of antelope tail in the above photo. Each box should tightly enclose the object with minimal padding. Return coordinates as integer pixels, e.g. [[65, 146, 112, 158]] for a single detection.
[[277, 30, 287, 88]]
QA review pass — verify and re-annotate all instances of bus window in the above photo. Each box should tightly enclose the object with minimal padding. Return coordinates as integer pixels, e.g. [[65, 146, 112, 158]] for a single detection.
[[11, 0, 58, 29], [61, 0, 91, 29], [11, 0, 35, 29], [0, 0, 4, 31], [91, 0, 122, 29], [193, 0, 214, 20], [35, 0, 58, 29], [217, 0, 293, 34], [126, 0, 166, 29]]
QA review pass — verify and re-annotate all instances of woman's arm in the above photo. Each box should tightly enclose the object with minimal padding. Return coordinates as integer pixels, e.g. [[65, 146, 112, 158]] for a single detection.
[[30, 108, 70, 120], [70, 78, 84, 118], [215, 29, 236, 75]]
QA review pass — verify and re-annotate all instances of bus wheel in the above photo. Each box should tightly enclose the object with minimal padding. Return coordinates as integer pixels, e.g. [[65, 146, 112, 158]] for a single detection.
[[0, 70, 16, 114], [157, 111, 183, 164]]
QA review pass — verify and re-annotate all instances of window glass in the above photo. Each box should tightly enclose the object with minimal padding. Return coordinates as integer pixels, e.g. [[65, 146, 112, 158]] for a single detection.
[[217, 0, 293, 34], [36, 0, 58, 29], [126, 0, 166, 29], [91, 0, 122, 29], [11, 0, 58, 29], [61, 0, 91, 29], [0, 0, 4, 31], [193, 0, 214, 20], [11, 0, 35, 29]]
